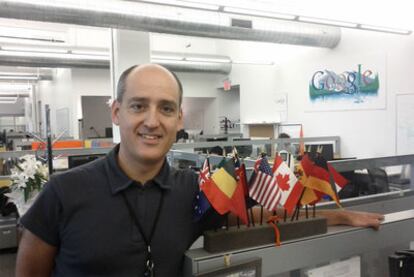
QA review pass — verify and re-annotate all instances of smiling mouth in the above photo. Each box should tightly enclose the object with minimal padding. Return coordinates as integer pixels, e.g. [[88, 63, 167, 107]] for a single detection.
[[139, 133, 162, 140]]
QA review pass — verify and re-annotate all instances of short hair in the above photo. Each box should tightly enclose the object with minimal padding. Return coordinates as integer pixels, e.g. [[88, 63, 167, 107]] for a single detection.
[[116, 64, 183, 106], [278, 133, 291, 139]]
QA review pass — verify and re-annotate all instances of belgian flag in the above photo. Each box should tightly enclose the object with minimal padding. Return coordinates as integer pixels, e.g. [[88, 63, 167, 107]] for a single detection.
[[202, 159, 248, 223]]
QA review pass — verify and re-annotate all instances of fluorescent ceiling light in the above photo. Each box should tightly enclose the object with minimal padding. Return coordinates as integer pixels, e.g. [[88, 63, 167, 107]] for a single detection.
[[231, 59, 274, 65], [0, 72, 38, 77], [0, 50, 109, 61], [151, 59, 217, 65], [151, 54, 183, 60], [0, 76, 38, 80], [223, 6, 296, 20], [0, 97, 18, 101], [70, 50, 109, 56], [142, 0, 220, 10], [0, 97, 18, 104], [1, 46, 67, 54], [185, 57, 230, 63], [298, 16, 358, 28], [359, 24, 411, 35]]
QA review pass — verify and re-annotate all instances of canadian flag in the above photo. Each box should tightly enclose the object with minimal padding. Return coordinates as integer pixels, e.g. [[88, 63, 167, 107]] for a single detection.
[[272, 155, 304, 214]]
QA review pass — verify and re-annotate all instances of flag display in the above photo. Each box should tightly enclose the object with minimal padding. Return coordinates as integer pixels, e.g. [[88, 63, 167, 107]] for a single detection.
[[249, 157, 281, 211], [232, 161, 249, 224], [298, 154, 347, 207], [202, 158, 248, 221], [198, 158, 210, 186], [272, 155, 304, 214], [193, 158, 211, 221]]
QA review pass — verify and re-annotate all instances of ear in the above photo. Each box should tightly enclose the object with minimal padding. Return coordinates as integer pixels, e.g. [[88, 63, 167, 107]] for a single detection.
[[177, 108, 184, 131], [111, 100, 121, 126]]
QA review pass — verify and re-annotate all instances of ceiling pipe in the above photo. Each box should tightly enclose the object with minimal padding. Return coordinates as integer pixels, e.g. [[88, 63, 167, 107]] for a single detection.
[[0, 1, 341, 48]]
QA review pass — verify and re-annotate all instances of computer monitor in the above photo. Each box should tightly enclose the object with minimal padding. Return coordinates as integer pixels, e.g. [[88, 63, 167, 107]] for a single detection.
[[305, 143, 334, 161], [233, 138, 253, 158], [68, 154, 105, 169], [105, 127, 113, 138]]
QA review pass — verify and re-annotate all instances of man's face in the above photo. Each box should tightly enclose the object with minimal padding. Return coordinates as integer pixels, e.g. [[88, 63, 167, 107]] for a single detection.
[[112, 65, 183, 165]]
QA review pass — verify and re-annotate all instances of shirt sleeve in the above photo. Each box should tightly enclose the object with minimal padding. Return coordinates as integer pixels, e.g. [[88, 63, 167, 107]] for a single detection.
[[19, 176, 62, 247]]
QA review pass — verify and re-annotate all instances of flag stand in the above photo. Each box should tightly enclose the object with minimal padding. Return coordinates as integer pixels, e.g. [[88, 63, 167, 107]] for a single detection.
[[203, 217, 327, 253]]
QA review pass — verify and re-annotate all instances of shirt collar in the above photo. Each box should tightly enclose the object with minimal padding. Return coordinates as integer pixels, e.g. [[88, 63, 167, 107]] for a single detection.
[[104, 144, 172, 195]]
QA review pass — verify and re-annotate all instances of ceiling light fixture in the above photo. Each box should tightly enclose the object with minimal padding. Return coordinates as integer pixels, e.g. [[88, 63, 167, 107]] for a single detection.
[[231, 59, 274, 65], [359, 24, 412, 35], [223, 6, 296, 20], [141, 0, 220, 11], [151, 54, 183, 61], [1, 46, 68, 54], [185, 57, 231, 63], [70, 50, 109, 56], [0, 97, 18, 104], [0, 76, 38, 80], [298, 16, 358, 28], [0, 49, 109, 61]]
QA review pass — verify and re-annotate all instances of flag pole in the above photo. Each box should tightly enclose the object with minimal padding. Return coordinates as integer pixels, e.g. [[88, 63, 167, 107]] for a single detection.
[[283, 209, 287, 222], [305, 204, 309, 219]]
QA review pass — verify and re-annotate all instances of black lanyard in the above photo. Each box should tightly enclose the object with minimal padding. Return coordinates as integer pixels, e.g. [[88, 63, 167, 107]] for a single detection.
[[121, 190, 164, 277]]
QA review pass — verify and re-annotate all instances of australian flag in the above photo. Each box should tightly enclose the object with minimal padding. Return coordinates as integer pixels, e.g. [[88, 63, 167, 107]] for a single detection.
[[193, 158, 211, 222]]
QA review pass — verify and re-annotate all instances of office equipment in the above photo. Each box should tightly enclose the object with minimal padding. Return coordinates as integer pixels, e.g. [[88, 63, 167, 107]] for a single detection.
[[389, 250, 414, 277], [68, 154, 105, 169], [233, 137, 253, 158], [105, 127, 113, 138], [367, 167, 390, 193], [305, 143, 334, 161]]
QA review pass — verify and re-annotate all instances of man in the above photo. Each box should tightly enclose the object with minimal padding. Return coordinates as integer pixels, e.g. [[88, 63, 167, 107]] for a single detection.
[[16, 64, 383, 276]]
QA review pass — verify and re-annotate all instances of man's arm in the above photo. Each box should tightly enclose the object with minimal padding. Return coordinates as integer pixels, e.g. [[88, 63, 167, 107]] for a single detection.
[[16, 228, 57, 277], [317, 209, 384, 230]]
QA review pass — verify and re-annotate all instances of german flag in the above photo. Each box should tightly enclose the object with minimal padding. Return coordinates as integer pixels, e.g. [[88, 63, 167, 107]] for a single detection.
[[298, 154, 342, 207]]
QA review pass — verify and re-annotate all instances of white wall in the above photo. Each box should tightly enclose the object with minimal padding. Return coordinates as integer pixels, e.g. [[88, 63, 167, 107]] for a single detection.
[[71, 68, 111, 138], [214, 29, 414, 158], [37, 68, 73, 137]]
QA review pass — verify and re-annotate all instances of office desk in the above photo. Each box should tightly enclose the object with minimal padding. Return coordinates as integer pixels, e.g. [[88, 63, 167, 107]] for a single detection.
[[184, 210, 414, 276]]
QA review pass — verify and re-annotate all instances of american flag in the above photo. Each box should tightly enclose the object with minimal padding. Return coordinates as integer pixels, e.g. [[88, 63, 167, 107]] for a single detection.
[[249, 157, 282, 211]]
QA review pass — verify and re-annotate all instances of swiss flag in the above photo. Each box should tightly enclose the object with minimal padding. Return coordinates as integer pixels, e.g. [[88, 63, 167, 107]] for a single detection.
[[272, 155, 304, 214]]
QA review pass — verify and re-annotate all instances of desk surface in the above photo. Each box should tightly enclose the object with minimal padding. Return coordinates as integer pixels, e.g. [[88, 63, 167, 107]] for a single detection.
[[184, 210, 414, 276]]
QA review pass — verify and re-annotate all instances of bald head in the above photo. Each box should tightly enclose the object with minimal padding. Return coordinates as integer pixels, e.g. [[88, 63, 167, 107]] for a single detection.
[[116, 64, 183, 106]]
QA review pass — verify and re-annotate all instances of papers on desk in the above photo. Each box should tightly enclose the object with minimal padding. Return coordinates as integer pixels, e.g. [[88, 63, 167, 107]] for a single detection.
[[382, 209, 414, 224], [306, 256, 361, 277]]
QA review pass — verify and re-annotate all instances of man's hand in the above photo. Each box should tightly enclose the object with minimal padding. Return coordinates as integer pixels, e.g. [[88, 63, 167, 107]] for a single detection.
[[319, 209, 384, 230]]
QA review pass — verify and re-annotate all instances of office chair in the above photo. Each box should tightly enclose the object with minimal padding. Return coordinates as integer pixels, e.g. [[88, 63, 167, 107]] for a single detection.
[[367, 167, 390, 193]]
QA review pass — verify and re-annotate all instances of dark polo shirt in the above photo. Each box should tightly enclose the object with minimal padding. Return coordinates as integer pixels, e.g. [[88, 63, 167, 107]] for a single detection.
[[21, 145, 216, 276]]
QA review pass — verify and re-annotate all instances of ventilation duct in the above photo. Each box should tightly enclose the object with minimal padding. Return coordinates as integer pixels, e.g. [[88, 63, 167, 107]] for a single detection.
[[0, 1, 341, 48]]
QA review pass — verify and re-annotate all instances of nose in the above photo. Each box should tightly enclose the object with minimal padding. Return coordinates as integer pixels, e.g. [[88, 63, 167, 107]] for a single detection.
[[143, 107, 160, 129]]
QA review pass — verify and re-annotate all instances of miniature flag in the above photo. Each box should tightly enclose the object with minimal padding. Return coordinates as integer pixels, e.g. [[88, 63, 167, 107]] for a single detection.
[[298, 154, 343, 207], [249, 157, 281, 211], [272, 155, 304, 214], [193, 158, 211, 221], [201, 159, 237, 215], [233, 161, 249, 224], [198, 158, 210, 186]]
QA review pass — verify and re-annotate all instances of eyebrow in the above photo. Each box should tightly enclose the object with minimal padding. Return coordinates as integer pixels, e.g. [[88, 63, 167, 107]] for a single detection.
[[127, 97, 178, 108]]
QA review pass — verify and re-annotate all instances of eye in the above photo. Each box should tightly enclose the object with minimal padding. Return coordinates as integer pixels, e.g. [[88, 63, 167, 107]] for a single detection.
[[129, 102, 145, 112], [161, 104, 176, 115]]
